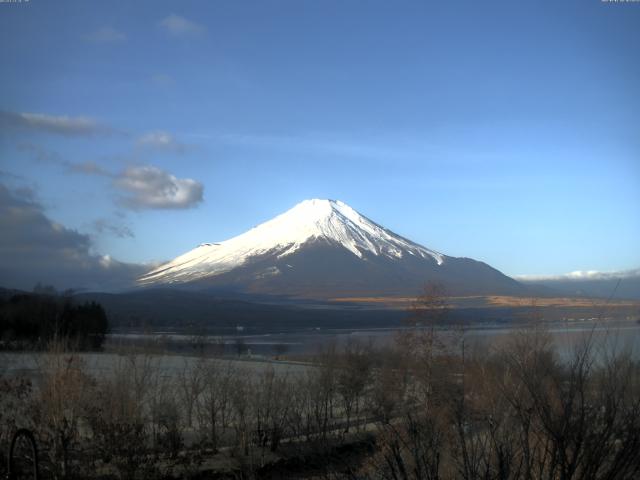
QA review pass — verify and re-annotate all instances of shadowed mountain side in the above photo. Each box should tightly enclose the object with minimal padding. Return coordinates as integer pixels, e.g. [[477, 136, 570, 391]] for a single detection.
[[148, 238, 527, 299]]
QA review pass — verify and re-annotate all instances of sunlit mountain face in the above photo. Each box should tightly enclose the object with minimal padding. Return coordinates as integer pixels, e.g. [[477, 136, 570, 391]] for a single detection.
[[139, 199, 525, 298]]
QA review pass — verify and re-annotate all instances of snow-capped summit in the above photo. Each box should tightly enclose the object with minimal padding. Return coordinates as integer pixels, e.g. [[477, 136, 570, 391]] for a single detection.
[[139, 199, 524, 297], [139, 199, 442, 286]]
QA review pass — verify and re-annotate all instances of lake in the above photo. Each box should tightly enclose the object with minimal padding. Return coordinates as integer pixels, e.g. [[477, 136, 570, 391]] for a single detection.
[[105, 319, 640, 360]]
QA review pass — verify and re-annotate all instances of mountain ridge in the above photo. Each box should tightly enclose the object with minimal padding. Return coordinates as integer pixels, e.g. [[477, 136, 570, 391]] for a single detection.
[[138, 199, 526, 298]]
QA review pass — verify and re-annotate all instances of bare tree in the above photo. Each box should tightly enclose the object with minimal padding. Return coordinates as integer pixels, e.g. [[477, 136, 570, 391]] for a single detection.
[[229, 369, 252, 455], [85, 352, 161, 480], [337, 339, 373, 432], [272, 342, 289, 359], [196, 360, 236, 451], [31, 338, 93, 479], [177, 357, 205, 429]]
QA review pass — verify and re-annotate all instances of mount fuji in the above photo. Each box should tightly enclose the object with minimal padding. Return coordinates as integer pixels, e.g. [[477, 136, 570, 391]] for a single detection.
[[139, 199, 525, 298]]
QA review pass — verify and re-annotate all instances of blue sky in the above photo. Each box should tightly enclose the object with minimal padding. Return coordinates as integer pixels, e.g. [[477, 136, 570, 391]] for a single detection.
[[1, 0, 639, 288]]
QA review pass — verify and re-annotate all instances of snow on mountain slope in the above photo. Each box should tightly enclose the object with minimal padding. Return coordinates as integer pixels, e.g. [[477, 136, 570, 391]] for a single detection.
[[139, 199, 444, 286]]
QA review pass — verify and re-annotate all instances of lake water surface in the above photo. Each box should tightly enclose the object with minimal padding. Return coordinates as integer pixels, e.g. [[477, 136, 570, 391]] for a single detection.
[[107, 320, 640, 360]]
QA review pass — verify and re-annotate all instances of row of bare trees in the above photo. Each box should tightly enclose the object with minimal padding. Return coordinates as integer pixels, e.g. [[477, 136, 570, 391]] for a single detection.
[[0, 338, 379, 479], [360, 323, 640, 480], [2, 310, 640, 478]]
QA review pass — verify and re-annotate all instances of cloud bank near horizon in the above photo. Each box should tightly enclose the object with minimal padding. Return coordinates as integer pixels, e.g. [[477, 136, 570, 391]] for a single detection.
[[515, 268, 640, 282], [0, 183, 150, 291]]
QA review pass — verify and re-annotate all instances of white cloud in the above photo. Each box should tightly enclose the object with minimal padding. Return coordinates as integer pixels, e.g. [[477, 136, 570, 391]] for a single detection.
[[18, 143, 113, 176], [16, 142, 203, 211], [515, 268, 640, 282], [67, 161, 111, 176], [136, 131, 187, 153], [114, 165, 203, 210], [1, 110, 111, 136], [206, 132, 439, 163], [93, 219, 134, 239], [158, 14, 205, 36], [86, 26, 127, 43]]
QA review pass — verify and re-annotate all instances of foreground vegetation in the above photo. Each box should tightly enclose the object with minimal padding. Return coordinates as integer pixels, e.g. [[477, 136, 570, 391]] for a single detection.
[[1, 286, 639, 479], [2, 320, 639, 479]]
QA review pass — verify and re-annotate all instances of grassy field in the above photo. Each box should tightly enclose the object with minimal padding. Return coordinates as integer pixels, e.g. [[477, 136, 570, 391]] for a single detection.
[[330, 294, 640, 307]]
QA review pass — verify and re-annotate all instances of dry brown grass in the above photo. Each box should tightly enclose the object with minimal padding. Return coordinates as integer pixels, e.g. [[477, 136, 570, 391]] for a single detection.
[[330, 294, 640, 309], [485, 295, 640, 307]]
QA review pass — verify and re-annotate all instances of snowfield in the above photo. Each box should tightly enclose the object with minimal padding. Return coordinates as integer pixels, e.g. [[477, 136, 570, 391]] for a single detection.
[[139, 199, 445, 286]]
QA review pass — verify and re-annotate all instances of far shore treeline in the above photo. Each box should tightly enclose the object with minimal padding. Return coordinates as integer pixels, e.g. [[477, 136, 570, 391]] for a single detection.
[[0, 285, 108, 350]]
